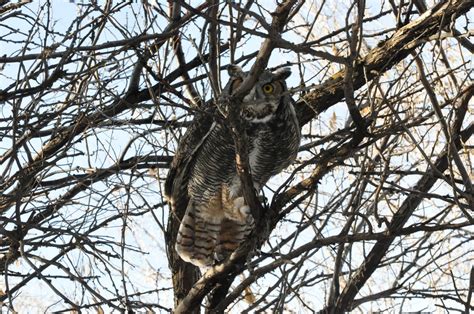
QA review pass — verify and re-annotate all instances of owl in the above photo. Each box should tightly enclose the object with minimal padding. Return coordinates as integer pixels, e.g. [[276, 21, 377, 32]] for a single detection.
[[165, 65, 300, 268]]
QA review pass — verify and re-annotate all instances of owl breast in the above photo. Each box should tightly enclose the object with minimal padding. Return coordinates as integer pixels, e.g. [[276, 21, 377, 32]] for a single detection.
[[247, 97, 300, 188], [188, 95, 299, 200]]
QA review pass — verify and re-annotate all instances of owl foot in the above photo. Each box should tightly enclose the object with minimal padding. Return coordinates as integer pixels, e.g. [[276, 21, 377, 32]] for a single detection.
[[227, 196, 255, 226], [239, 204, 255, 226]]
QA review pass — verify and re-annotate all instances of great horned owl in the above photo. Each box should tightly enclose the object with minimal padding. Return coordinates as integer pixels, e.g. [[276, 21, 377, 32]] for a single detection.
[[165, 65, 300, 268]]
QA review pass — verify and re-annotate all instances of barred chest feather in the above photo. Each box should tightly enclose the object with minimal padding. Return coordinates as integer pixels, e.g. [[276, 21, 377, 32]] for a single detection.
[[246, 104, 300, 188], [187, 96, 300, 201]]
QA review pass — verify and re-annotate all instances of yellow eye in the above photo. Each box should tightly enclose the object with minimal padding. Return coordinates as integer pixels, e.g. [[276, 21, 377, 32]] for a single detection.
[[262, 84, 274, 94]]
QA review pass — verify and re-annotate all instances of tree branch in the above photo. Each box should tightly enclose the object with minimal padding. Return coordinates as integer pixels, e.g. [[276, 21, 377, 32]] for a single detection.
[[174, 1, 473, 311]]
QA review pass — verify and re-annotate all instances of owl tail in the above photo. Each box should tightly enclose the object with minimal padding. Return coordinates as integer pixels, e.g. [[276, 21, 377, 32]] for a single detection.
[[175, 201, 222, 268], [215, 217, 254, 262]]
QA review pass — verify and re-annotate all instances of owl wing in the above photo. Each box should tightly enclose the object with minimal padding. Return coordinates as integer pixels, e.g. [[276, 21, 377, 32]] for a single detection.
[[165, 104, 222, 267], [164, 105, 216, 207]]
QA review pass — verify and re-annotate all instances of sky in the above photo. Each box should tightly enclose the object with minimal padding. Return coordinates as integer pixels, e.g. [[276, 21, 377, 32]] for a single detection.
[[0, 0, 472, 312]]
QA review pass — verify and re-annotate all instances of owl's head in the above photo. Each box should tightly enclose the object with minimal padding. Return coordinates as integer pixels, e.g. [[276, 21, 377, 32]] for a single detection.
[[223, 65, 292, 123]]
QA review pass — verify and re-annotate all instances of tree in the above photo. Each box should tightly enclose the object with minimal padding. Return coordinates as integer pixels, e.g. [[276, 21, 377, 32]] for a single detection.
[[0, 0, 472, 312]]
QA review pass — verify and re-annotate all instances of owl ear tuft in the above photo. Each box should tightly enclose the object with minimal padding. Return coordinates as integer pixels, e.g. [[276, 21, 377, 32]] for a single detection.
[[227, 64, 244, 78], [273, 68, 291, 80]]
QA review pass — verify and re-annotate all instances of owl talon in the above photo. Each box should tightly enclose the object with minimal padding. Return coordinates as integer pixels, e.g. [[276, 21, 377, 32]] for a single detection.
[[239, 205, 255, 225], [214, 251, 225, 264], [239, 204, 250, 216], [226, 196, 251, 222]]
